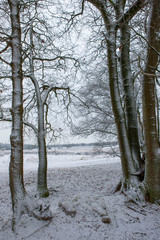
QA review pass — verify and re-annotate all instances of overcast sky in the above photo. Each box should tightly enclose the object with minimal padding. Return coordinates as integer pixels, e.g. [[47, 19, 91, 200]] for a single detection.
[[0, 121, 97, 145]]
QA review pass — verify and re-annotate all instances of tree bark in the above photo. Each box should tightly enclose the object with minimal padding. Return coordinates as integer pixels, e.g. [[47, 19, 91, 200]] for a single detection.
[[27, 75, 49, 198], [29, 76, 49, 197], [142, 0, 160, 203], [8, 0, 26, 222], [106, 25, 137, 188], [119, 22, 142, 170], [37, 102, 49, 197], [29, 24, 49, 197]]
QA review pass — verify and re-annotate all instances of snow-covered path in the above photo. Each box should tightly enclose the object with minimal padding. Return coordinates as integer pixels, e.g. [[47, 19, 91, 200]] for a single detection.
[[0, 150, 160, 240]]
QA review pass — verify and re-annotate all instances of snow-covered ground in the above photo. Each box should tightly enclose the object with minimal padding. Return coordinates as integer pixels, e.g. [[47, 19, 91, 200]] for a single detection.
[[0, 148, 160, 240]]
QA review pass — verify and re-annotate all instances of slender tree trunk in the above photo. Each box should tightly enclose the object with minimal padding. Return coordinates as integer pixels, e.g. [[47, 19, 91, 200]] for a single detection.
[[28, 75, 49, 197], [142, 0, 160, 203], [37, 102, 49, 197], [29, 25, 49, 197]]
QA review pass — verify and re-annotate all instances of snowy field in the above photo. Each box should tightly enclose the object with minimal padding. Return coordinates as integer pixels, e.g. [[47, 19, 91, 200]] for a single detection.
[[0, 147, 160, 240]]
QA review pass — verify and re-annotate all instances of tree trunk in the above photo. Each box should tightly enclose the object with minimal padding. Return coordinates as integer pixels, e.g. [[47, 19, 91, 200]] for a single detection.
[[86, 0, 139, 188], [28, 76, 49, 197], [119, 22, 142, 169], [8, 0, 26, 223], [142, 0, 160, 203], [37, 102, 49, 197], [29, 24, 49, 197], [8, 0, 51, 228], [106, 25, 138, 189]]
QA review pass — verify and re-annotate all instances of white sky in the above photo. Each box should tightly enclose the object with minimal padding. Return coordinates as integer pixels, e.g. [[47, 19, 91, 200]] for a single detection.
[[0, 122, 11, 143]]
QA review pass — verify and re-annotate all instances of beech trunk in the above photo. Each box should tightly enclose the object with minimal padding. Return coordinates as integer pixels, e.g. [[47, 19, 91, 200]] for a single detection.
[[8, 0, 52, 227], [142, 0, 160, 203], [8, 0, 26, 220], [29, 25, 49, 198]]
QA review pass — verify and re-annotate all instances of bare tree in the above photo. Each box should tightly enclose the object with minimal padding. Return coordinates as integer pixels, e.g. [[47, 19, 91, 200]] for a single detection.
[[22, 6, 75, 196], [81, 0, 160, 203], [8, 0, 52, 228], [81, 0, 149, 190], [1, 0, 74, 197], [71, 59, 116, 141]]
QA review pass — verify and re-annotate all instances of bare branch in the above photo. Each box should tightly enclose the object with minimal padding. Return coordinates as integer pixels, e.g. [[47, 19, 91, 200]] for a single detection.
[[43, 86, 70, 105], [117, 0, 150, 27], [86, 0, 110, 26], [70, 0, 85, 19], [0, 117, 38, 134], [0, 75, 12, 79], [70, 91, 90, 109], [0, 42, 11, 54], [131, 27, 160, 56], [0, 56, 11, 66], [138, 57, 160, 77], [33, 56, 80, 67]]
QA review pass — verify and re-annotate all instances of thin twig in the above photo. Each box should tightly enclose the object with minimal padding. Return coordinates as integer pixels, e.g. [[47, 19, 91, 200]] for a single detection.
[[126, 205, 146, 216], [24, 220, 52, 239]]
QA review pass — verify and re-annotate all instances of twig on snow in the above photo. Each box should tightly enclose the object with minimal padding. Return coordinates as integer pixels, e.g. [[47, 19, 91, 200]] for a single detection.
[[24, 219, 52, 239]]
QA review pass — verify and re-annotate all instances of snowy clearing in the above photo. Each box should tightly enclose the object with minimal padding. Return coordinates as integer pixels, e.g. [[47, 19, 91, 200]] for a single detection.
[[0, 148, 160, 240]]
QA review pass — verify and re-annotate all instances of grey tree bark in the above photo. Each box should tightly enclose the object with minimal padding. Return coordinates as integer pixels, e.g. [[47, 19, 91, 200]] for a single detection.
[[8, 0, 26, 223], [106, 24, 138, 188], [28, 74, 49, 197], [29, 24, 49, 197], [119, 21, 141, 170]]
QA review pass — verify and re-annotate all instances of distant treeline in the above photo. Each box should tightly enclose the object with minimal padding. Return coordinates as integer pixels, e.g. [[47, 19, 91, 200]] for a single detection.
[[47, 141, 118, 149], [0, 143, 37, 150], [0, 141, 118, 150]]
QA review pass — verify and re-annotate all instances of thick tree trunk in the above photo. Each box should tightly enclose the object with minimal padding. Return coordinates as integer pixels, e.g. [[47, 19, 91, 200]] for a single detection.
[[106, 25, 138, 189], [142, 0, 160, 203], [8, 0, 26, 222], [119, 23, 141, 169], [86, 0, 140, 189]]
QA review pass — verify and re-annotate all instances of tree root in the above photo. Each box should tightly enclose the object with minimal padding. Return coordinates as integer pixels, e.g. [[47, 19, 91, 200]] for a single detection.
[[113, 176, 139, 195], [37, 187, 50, 198], [113, 178, 137, 194], [112, 180, 122, 194], [126, 204, 146, 216], [12, 194, 52, 231]]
